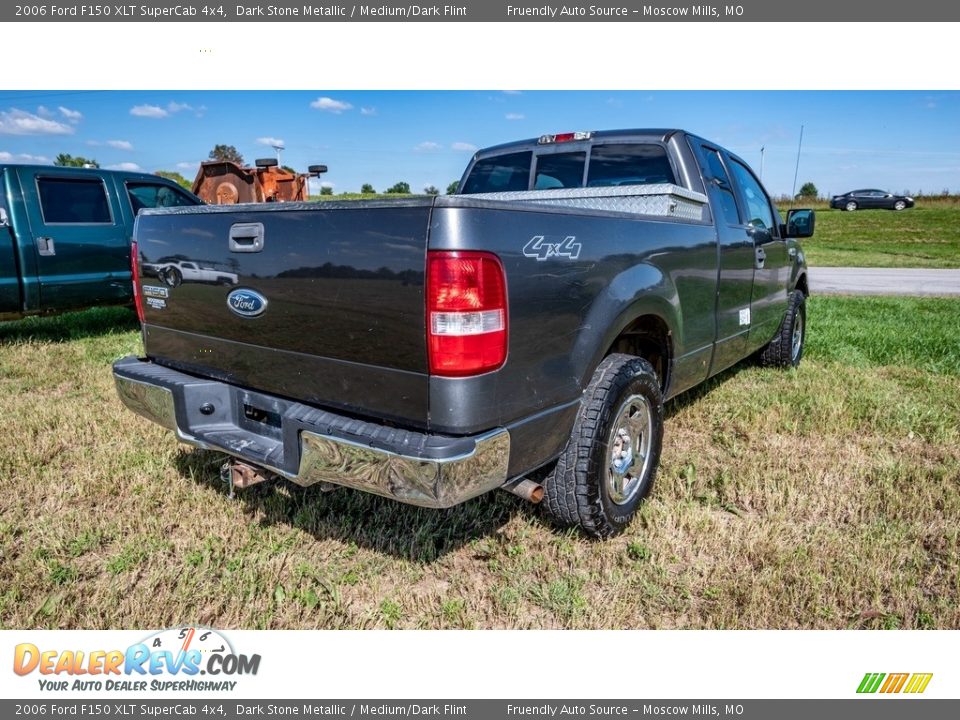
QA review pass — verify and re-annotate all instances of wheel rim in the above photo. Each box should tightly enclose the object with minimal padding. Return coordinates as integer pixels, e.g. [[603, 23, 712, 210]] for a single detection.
[[845, 202, 857, 211], [605, 393, 654, 505], [791, 308, 804, 363], [895, 201, 906, 210]]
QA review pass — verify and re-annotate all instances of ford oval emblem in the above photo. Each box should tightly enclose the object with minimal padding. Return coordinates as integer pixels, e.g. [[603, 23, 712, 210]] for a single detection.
[[227, 288, 268, 318]]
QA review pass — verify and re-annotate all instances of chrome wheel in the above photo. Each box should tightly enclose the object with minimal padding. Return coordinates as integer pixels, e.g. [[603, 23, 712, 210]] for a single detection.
[[791, 308, 804, 363], [894, 200, 906, 211], [606, 394, 653, 505], [845, 201, 857, 212]]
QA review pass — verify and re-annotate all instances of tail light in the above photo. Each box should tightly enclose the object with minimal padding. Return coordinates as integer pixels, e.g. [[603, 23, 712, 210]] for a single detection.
[[130, 240, 145, 323], [427, 251, 508, 377]]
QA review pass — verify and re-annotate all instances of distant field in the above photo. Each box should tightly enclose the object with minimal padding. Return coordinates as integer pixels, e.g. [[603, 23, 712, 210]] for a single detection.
[[1, 297, 958, 629], [784, 198, 960, 268]]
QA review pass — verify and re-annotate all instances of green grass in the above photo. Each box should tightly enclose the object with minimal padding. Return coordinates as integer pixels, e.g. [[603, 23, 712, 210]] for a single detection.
[[779, 202, 960, 268], [0, 298, 958, 629]]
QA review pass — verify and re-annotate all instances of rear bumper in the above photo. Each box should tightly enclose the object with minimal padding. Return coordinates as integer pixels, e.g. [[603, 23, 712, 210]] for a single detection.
[[112, 356, 510, 508]]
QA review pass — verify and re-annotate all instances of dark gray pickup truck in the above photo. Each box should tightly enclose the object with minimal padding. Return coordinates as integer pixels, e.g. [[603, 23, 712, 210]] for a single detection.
[[113, 129, 813, 537]]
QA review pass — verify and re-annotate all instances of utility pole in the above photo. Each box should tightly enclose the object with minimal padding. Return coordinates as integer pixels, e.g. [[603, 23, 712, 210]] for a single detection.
[[791, 125, 804, 201]]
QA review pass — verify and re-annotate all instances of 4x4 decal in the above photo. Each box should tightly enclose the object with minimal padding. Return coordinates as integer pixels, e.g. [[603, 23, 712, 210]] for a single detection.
[[523, 235, 582, 261]]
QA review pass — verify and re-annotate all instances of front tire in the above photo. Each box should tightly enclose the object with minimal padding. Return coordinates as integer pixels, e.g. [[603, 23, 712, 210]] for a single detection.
[[845, 201, 858, 211], [758, 290, 806, 368], [893, 200, 907, 211], [543, 354, 664, 538]]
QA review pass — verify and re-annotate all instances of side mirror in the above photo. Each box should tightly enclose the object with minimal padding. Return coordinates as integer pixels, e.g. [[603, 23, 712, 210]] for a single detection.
[[308, 164, 328, 176], [783, 208, 815, 238]]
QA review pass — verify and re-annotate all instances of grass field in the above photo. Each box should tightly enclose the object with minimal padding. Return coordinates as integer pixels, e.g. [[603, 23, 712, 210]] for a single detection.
[[1, 298, 958, 629], [782, 196, 960, 268]]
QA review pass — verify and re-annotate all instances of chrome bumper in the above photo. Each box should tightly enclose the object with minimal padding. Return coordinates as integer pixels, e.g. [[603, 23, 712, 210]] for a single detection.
[[113, 358, 511, 509]]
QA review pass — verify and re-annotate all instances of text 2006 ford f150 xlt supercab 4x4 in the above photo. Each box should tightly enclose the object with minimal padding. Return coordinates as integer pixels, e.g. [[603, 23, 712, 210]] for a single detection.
[[113, 129, 814, 537]]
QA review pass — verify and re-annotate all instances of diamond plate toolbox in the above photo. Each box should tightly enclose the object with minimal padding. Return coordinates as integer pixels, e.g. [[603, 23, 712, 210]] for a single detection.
[[468, 184, 708, 221]]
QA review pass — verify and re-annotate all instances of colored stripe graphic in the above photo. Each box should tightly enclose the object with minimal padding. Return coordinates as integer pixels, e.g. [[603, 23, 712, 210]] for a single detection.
[[857, 672, 932, 694], [857, 673, 885, 693], [904, 673, 934, 694], [880, 673, 909, 693]]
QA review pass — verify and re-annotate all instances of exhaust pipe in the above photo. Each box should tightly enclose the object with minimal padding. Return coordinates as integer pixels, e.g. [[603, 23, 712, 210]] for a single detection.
[[502, 478, 544, 504]]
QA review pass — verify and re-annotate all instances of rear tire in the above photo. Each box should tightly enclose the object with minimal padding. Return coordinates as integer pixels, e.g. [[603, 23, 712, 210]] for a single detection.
[[161, 267, 182, 288], [543, 354, 664, 539], [758, 290, 806, 368]]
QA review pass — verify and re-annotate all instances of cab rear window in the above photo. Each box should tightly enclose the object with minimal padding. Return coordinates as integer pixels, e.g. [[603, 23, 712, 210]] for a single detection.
[[461, 143, 675, 194]]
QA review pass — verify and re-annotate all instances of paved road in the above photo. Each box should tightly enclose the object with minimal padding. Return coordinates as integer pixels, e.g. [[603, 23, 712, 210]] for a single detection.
[[809, 267, 960, 296]]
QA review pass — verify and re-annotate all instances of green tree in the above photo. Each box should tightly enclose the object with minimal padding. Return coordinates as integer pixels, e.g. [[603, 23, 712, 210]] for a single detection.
[[446, 180, 459, 195], [797, 182, 818, 199], [54, 153, 99, 168], [281, 165, 297, 175], [208, 144, 244, 164], [424, 185, 440, 195], [361, 183, 376, 194], [319, 186, 333, 196], [386, 181, 410, 194], [154, 170, 192, 190]]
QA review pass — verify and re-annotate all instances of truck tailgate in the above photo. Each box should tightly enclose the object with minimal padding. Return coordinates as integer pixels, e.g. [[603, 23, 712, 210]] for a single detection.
[[134, 199, 432, 427]]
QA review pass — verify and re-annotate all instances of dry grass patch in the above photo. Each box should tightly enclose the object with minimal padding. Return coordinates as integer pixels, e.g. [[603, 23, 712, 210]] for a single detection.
[[1, 299, 958, 629]]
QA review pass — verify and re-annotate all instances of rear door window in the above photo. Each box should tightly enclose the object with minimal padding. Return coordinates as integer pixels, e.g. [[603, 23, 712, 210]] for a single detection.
[[37, 177, 113, 224], [701, 148, 741, 226], [460, 151, 532, 194], [587, 144, 675, 186]]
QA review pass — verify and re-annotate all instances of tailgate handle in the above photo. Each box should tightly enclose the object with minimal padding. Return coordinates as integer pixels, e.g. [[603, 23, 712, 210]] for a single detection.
[[229, 223, 264, 253]]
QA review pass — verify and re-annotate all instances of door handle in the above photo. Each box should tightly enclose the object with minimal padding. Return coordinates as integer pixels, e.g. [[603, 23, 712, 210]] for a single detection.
[[229, 222, 264, 253], [36, 236, 56, 256], [754, 246, 766, 269]]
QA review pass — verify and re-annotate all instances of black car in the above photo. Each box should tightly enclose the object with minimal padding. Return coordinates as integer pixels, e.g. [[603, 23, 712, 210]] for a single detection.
[[830, 189, 914, 211]]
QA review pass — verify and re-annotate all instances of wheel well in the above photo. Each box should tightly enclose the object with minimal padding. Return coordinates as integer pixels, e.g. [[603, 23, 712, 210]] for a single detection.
[[795, 272, 809, 297], [606, 314, 672, 392]]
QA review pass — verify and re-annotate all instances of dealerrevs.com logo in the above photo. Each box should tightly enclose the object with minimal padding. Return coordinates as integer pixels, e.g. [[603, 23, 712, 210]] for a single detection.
[[13, 627, 260, 692]]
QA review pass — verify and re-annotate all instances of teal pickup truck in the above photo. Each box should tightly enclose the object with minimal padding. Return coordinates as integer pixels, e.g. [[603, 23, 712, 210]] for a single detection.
[[0, 164, 201, 321]]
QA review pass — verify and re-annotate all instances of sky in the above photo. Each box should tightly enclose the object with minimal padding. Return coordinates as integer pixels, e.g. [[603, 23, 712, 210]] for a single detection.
[[0, 90, 957, 197]]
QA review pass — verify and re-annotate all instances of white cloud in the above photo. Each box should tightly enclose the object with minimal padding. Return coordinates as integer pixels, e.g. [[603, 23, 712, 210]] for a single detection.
[[451, 142, 477, 152], [37, 106, 54, 117], [176, 161, 201, 170], [107, 139, 133, 151], [107, 162, 143, 171], [0, 109, 74, 135], [167, 101, 193, 114], [130, 104, 168, 118], [505, 113, 525, 121], [256, 136, 284, 147], [0, 150, 52, 164], [360, 107, 377, 116], [310, 97, 352, 113], [416, 141, 442, 151], [59, 106, 83, 123]]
